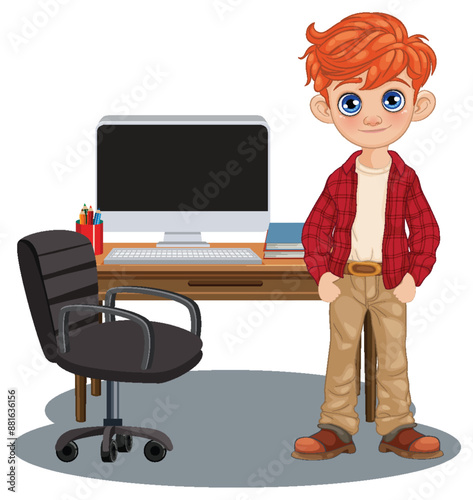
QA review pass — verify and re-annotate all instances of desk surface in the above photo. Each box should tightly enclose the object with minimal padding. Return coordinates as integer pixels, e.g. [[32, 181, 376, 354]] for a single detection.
[[96, 243, 319, 300]]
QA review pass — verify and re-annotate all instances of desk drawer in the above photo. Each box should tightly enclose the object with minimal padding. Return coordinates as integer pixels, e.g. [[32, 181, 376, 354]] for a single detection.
[[98, 272, 319, 300]]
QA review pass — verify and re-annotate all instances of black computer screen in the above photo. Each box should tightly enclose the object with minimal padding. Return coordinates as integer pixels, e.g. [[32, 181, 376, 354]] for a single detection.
[[97, 124, 268, 212]]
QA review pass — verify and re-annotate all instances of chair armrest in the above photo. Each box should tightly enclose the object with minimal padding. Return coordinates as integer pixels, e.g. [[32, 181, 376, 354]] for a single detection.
[[104, 286, 201, 337], [58, 304, 154, 370]]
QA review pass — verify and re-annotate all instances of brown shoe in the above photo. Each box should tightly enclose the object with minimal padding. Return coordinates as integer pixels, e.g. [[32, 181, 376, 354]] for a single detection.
[[379, 427, 443, 459], [292, 429, 356, 461]]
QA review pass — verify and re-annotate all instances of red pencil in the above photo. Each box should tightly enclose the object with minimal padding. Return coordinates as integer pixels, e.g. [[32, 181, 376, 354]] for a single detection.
[[88, 205, 94, 225]]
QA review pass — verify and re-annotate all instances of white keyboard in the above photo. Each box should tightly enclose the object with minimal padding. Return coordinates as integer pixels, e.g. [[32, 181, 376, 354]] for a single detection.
[[104, 247, 262, 265]]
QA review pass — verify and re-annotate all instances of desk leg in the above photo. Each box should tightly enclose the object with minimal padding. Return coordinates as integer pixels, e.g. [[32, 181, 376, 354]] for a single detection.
[[91, 300, 103, 396], [364, 311, 377, 422], [75, 375, 86, 422], [356, 339, 361, 396], [91, 379, 101, 396]]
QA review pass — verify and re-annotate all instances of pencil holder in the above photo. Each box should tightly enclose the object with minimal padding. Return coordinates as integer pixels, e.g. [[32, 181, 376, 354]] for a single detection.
[[76, 221, 103, 255]]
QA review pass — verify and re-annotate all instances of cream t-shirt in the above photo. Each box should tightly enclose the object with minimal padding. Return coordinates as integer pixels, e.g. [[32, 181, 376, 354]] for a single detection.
[[349, 156, 391, 262]]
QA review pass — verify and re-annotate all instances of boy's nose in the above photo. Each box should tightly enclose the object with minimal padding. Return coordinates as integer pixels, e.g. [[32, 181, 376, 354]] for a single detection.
[[363, 114, 382, 126]]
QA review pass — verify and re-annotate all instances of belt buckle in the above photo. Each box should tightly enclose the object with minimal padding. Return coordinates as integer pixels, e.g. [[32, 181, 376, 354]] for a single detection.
[[347, 261, 382, 277]]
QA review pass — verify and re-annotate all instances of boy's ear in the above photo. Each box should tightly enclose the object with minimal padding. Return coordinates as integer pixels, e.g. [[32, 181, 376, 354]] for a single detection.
[[310, 95, 334, 124], [411, 90, 436, 122]]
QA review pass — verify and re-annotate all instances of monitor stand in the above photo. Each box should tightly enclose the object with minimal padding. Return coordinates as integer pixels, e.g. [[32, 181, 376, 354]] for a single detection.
[[156, 232, 210, 248]]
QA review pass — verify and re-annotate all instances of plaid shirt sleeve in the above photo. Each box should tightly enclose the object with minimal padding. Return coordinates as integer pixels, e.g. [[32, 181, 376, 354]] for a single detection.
[[405, 173, 440, 286], [302, 180, 337, 285]]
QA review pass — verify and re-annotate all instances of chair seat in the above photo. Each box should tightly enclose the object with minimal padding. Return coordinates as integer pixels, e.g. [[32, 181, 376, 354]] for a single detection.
[[56, 320, 203, 383]]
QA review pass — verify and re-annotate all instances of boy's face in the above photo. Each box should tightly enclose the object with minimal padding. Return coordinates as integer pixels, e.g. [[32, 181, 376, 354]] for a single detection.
[[310, 68, 435, 149]]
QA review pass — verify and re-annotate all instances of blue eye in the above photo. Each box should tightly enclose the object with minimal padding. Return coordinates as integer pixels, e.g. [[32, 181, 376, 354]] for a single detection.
[[382, 90, 405, 112], [338, 93, 362, 116]]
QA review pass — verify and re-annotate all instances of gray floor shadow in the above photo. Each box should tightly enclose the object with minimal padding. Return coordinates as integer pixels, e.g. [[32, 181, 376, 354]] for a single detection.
[[16, 370, 459, 487]]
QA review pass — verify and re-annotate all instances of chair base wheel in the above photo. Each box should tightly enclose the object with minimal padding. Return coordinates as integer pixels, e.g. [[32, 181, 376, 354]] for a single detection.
[[56, 441, 79, 462], [101, 439, 118, 462], [116, 433, 133, 452], [144, 440, 167, 462]]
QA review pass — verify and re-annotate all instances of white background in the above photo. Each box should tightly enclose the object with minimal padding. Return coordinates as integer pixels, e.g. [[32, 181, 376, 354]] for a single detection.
[[2, 0, 473, 498]]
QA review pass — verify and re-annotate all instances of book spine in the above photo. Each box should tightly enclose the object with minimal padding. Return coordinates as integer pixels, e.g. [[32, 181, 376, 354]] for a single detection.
[[265, 244, 304, 250], [263, 225, 270, 251], [264, 251, 305, 258]]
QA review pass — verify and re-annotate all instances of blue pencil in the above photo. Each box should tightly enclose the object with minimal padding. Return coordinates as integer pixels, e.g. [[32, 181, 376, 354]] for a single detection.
[[94, 210, 101, 225]]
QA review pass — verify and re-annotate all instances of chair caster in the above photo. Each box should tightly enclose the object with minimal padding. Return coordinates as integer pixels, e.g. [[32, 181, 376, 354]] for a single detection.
[[101, 439, 118, 463], [144, 440, 167, 462], [116, 434, 133, 452], [56, 441, 79, 462]]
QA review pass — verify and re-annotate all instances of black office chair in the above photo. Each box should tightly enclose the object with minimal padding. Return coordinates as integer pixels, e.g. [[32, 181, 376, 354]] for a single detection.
[[18, 230, 202, 463]]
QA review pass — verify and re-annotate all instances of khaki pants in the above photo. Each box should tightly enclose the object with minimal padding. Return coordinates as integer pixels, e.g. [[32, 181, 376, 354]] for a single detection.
[[319, 274, 415, 436]]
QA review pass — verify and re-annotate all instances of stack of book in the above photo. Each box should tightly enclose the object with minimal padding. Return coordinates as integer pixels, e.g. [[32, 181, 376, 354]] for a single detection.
[[264, 222, 305, 258]]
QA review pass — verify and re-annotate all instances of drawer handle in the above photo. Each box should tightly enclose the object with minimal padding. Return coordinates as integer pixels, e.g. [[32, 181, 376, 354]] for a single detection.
[[187, 280, 263, 287]]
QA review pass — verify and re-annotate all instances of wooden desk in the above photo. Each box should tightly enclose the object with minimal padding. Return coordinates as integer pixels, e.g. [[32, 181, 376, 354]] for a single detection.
[[96, 243, 319, 301], [78, 242, 376, 423]]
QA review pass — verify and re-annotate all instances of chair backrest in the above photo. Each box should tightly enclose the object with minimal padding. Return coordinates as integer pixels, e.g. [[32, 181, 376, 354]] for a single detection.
[[18, 230, 99, 362]]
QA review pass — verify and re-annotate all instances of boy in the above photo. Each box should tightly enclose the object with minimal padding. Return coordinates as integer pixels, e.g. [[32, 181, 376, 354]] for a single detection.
[[293, 12, 441, 460]]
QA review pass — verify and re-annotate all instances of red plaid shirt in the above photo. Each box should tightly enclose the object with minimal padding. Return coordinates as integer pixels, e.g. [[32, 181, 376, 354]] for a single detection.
[[302, 150, 440, 289]]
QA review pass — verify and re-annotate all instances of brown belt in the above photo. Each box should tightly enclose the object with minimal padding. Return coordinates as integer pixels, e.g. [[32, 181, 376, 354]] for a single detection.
[[344, 261, 382, 277]]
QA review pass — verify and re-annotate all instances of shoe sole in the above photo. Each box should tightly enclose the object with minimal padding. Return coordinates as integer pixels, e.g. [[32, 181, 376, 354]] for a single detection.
[[291, 443, 356, 461], [379, 443, 444, 459]]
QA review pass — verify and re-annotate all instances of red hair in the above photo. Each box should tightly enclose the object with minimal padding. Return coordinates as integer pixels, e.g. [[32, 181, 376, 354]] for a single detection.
[[300, 12, 436, 103]]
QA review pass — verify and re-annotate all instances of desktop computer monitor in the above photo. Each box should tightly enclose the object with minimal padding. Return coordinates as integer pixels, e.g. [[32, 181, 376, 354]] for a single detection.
[[96, 115, 270, 246]]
